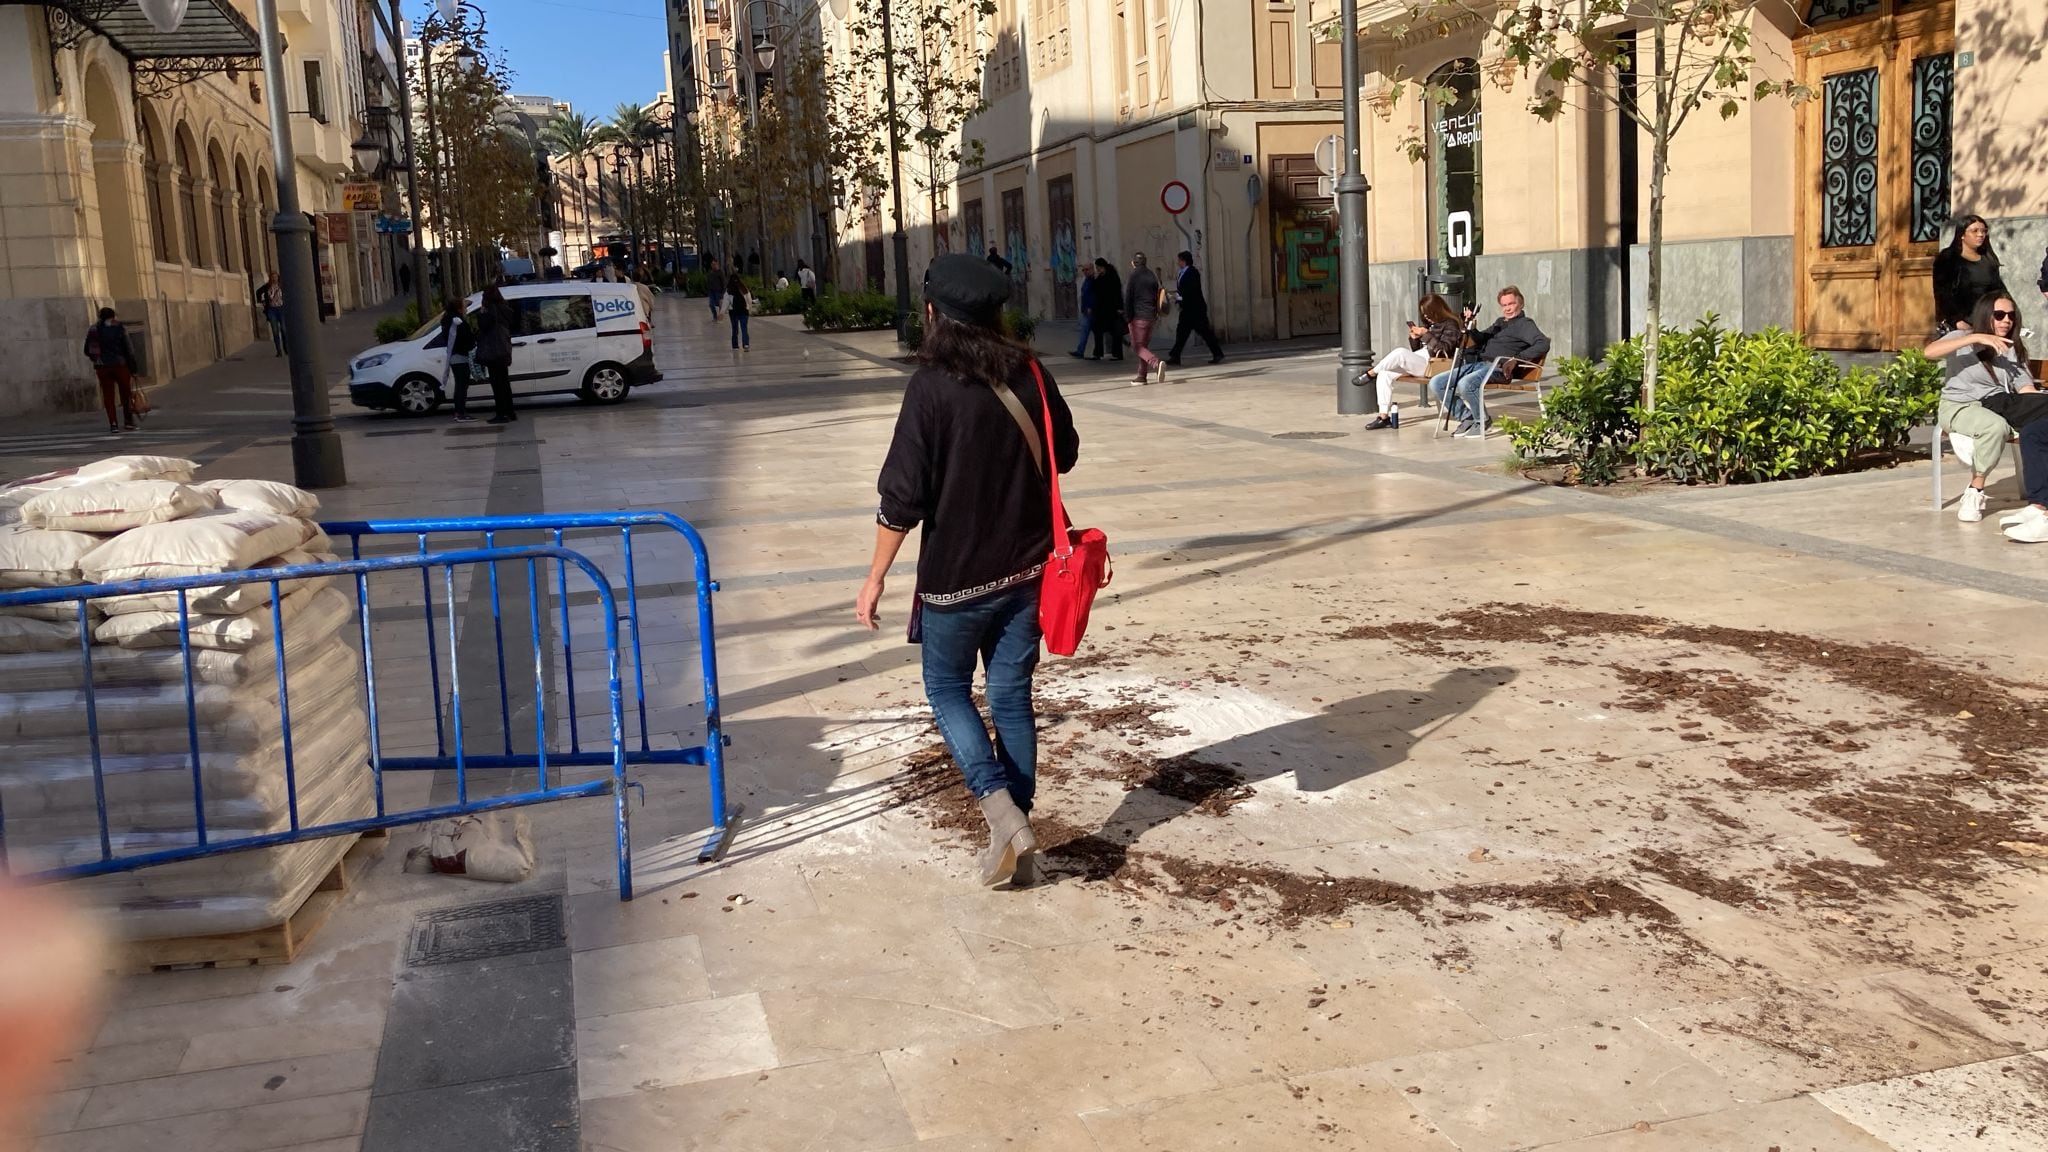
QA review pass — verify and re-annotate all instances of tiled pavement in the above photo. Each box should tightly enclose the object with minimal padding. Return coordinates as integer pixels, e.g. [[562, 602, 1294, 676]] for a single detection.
[[16, 295, 2048, 1151]]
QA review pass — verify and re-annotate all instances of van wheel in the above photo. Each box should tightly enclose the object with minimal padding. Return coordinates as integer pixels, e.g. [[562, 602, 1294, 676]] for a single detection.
[[581, 363, 630, 404], [394, 374, 442, 416]]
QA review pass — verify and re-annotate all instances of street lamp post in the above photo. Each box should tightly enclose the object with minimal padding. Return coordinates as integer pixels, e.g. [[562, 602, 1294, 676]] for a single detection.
[[255, 0, 345, 488], [880, 0, 912, 339], [746, 25, 776, 280], [1334, 0, 1374, 415], [384, 0, 427, 318]]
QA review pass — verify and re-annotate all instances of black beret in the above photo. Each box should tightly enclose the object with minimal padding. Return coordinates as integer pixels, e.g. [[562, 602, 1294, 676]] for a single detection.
[[925, 253, 1012, 328]]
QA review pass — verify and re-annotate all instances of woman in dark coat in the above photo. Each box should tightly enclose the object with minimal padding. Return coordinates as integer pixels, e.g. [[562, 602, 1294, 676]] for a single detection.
[[470, 285, 518, 424], [1090, 257, 1125, 359], [856, 254, 1080, 888], [1933, 214, 2006, 333]]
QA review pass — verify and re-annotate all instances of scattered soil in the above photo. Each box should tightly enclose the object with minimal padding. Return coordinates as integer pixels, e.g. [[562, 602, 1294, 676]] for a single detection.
[[1440, 879, 1680, 925], [1724, 754, 1839, 791], [1609, 665, 1777, 732], [1089, 749, 1255, 817], [1631, 848, 1764, 907]]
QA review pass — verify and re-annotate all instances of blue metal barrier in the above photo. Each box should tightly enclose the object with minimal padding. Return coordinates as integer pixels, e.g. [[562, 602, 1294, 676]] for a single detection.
[[318, 511, 739, 864], [0, 545, 651, 896]]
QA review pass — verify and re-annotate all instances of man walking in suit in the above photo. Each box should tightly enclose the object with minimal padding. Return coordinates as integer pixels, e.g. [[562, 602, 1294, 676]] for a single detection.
[[1166, 250, 1224, 366]]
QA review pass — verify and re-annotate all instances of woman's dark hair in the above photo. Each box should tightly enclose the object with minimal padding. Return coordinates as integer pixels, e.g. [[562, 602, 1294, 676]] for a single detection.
[[441, 298, 463, 320], [481, 285, 507, 313], [1943, 214, 1998, 261], [1418, 293, 1456, 326], [918, 308, 1030, 389], [1968, 292, 2027, 364], [726, 272, 746, 293]]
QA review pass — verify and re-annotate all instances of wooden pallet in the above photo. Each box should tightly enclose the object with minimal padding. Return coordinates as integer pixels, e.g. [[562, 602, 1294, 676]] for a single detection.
[[116, 829, 389, 975]]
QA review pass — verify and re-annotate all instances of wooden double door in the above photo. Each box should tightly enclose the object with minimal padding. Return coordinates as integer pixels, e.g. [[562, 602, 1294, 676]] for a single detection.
[[1795, 1, 1955, 349]]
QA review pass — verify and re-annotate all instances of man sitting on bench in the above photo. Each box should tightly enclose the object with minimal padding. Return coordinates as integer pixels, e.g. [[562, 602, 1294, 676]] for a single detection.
[[1430, 285, 1552, 437]]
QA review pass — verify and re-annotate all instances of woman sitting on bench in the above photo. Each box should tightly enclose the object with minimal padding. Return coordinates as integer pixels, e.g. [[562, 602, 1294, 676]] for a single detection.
[[1925, 292, 2036, 523], [1361, 293, 1463, 430]]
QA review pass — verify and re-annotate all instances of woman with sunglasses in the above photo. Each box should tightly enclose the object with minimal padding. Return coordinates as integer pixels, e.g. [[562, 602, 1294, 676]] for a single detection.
[[1925, 292, 2037, 522], [1933, 215, 2006, 333]]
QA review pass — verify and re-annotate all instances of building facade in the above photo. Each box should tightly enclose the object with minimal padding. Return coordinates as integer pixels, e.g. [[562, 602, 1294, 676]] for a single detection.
[[0, 0, 394, 420], [823, 0, 2041, 360]]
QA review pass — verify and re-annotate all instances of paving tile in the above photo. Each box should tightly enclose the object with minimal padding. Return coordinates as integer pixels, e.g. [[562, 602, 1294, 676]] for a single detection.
[[579, 1053, 915, 1151], [51, 1039, 188, 1091], [1371, 1021, 1745, 1152], [758, 945, 1056, 1064], [32, 1090, 368, 1152], [34, 1090, 90, 1137], [575, 993, 778, 1101], [373, 959, 573, 1093], [692, 904, 980, 997], [1814, 1053, 2048, 1151], [880, 1011, 1220, 1142], [563, 864, 818, 952], [95, 980, 392, 1050], [362, 1067, 575, 1152], [571, 935, 713, 1019], [77, 1050, 377, 1129], [1535, 1095, 1897, 1149], [179, 1012, 387, 1074], [1077, 1070, 1459, 1150]]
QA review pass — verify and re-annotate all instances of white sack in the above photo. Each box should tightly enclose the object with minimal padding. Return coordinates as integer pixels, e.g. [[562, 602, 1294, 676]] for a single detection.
[[73, 456, 199, 485], [196, 479, 321, 519], [79, 509, 318, 583], [0, 607, 356, 691], [406, 812, 535, 883], [93, 583, 344, 652], [0, 521, 102, 587], [0, 614, 80, 653], [22, 480, 217, 533], [97, 549, 334, 617]]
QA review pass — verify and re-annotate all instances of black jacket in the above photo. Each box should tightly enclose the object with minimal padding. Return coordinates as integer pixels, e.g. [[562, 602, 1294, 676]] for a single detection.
[[472, 301, 516, 366], [439, 313, 476, 357], [1174, 265, 1209, 317], [84, 320, 137, 371], [1934, 249, 2006, 328], [1470, 313, 1551, 365], [1093, 268, 1124, 333], [877, 360, 1079, 608]]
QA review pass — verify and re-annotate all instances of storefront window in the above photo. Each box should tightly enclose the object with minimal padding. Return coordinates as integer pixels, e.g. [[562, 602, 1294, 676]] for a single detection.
[[1427, 58, 1482, 309]]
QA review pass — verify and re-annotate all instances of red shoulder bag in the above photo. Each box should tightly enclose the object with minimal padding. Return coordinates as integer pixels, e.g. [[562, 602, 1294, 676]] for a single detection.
[[1024, 361, 1110, 656]]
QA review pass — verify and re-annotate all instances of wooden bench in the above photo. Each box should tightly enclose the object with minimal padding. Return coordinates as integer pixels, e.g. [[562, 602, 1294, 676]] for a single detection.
[[1393, 356, 1454, 409], [1432, 355, 1550, 438]]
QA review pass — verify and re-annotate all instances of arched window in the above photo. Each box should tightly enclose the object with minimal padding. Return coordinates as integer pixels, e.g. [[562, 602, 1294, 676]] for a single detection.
[[233, 160, 254, 275], [141, 117, 172, 263], [1426, 58, 1483, 307], [208, 148, 233, 270], [174, 127, 204, 267]]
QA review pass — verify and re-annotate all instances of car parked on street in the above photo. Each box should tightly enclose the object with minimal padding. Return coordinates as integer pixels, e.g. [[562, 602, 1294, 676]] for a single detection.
[[347, 282, 661, 415]]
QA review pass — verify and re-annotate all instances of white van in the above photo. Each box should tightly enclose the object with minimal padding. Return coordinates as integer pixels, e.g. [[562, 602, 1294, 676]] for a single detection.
[[347, 281, 660, 415]]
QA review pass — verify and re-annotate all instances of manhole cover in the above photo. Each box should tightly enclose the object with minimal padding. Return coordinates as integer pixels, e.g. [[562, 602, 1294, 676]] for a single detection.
[[1273, 431, 1347, 440], [405, 894, 565, 966]]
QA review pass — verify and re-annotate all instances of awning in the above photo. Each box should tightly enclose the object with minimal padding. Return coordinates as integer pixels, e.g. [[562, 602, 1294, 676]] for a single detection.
[[23, 0, 262, 60]]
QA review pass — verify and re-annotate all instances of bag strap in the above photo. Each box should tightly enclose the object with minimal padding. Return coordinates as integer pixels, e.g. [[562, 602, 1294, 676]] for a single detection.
[[994, 382, 1045, 476], [1027, 360, 1074, 560]]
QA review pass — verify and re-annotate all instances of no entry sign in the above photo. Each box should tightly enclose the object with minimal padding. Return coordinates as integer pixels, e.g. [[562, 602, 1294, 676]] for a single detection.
[[1161, 180, 1191, 215]]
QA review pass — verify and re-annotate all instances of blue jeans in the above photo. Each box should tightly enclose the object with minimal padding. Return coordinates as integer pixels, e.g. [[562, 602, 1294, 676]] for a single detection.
[[709, 290, 724, 316], [1430, 361, 1496, 422], [1072, 314, 1092, 356], [920, 583, 1042, 811], [266, 307, 286, 354], [730, 311, 749, 348]]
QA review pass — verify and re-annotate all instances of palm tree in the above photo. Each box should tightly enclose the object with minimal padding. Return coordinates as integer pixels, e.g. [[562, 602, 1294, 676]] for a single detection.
[[606, 103, 658, 271], [542, 111, 603, 267]]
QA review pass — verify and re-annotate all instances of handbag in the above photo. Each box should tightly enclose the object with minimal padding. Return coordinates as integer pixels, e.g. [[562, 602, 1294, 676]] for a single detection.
[[997, 361, 1112, 656]]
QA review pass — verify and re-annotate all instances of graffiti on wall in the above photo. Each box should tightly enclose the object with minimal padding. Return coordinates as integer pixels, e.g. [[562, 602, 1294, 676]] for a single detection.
[[1282, 225, 1336, 293]]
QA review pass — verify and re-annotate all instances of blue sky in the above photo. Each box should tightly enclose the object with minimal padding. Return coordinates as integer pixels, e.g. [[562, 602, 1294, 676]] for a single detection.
[[437, 0, 669, 119]]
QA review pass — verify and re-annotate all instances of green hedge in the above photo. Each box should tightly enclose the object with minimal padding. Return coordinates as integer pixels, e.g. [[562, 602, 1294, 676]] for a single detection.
[[806, 290, 900, 333], [374, 300, 432, 345], [1503, 318, 1943, 486]]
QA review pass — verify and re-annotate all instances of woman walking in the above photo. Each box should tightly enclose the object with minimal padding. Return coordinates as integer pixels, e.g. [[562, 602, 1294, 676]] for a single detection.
[[1933, 215, 2006, 333], [1362, 293, 1464, 428], [437, 299, 478, 422], [1091, 257, 1125, 360], [726, 272, 751, 350], [1123, 252, 1163, 384], [471, 285, 518, 424], [260, 272, 286, 356], [856, 254, 1080, 888]]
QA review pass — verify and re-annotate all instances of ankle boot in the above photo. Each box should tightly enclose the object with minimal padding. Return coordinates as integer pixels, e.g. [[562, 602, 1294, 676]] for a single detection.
[[1010, 851, 1039, 889], [977, 790, 1032, 887]]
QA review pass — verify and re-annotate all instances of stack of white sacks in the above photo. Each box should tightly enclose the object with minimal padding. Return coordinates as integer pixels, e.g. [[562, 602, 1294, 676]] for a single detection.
[[0, 456, 374, 940]]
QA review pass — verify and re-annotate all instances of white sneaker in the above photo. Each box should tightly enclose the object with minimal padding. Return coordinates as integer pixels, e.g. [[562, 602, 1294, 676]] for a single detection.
[[2005, 517, 2048, 543], [1999, 505, 2047, 527], [1958, 487, 1987, 523]]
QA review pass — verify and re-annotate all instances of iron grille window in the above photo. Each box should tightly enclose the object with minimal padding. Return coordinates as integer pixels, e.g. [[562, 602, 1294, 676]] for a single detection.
[[1909, 54, 1954, 244], [1820, 68, 1878, 248]]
